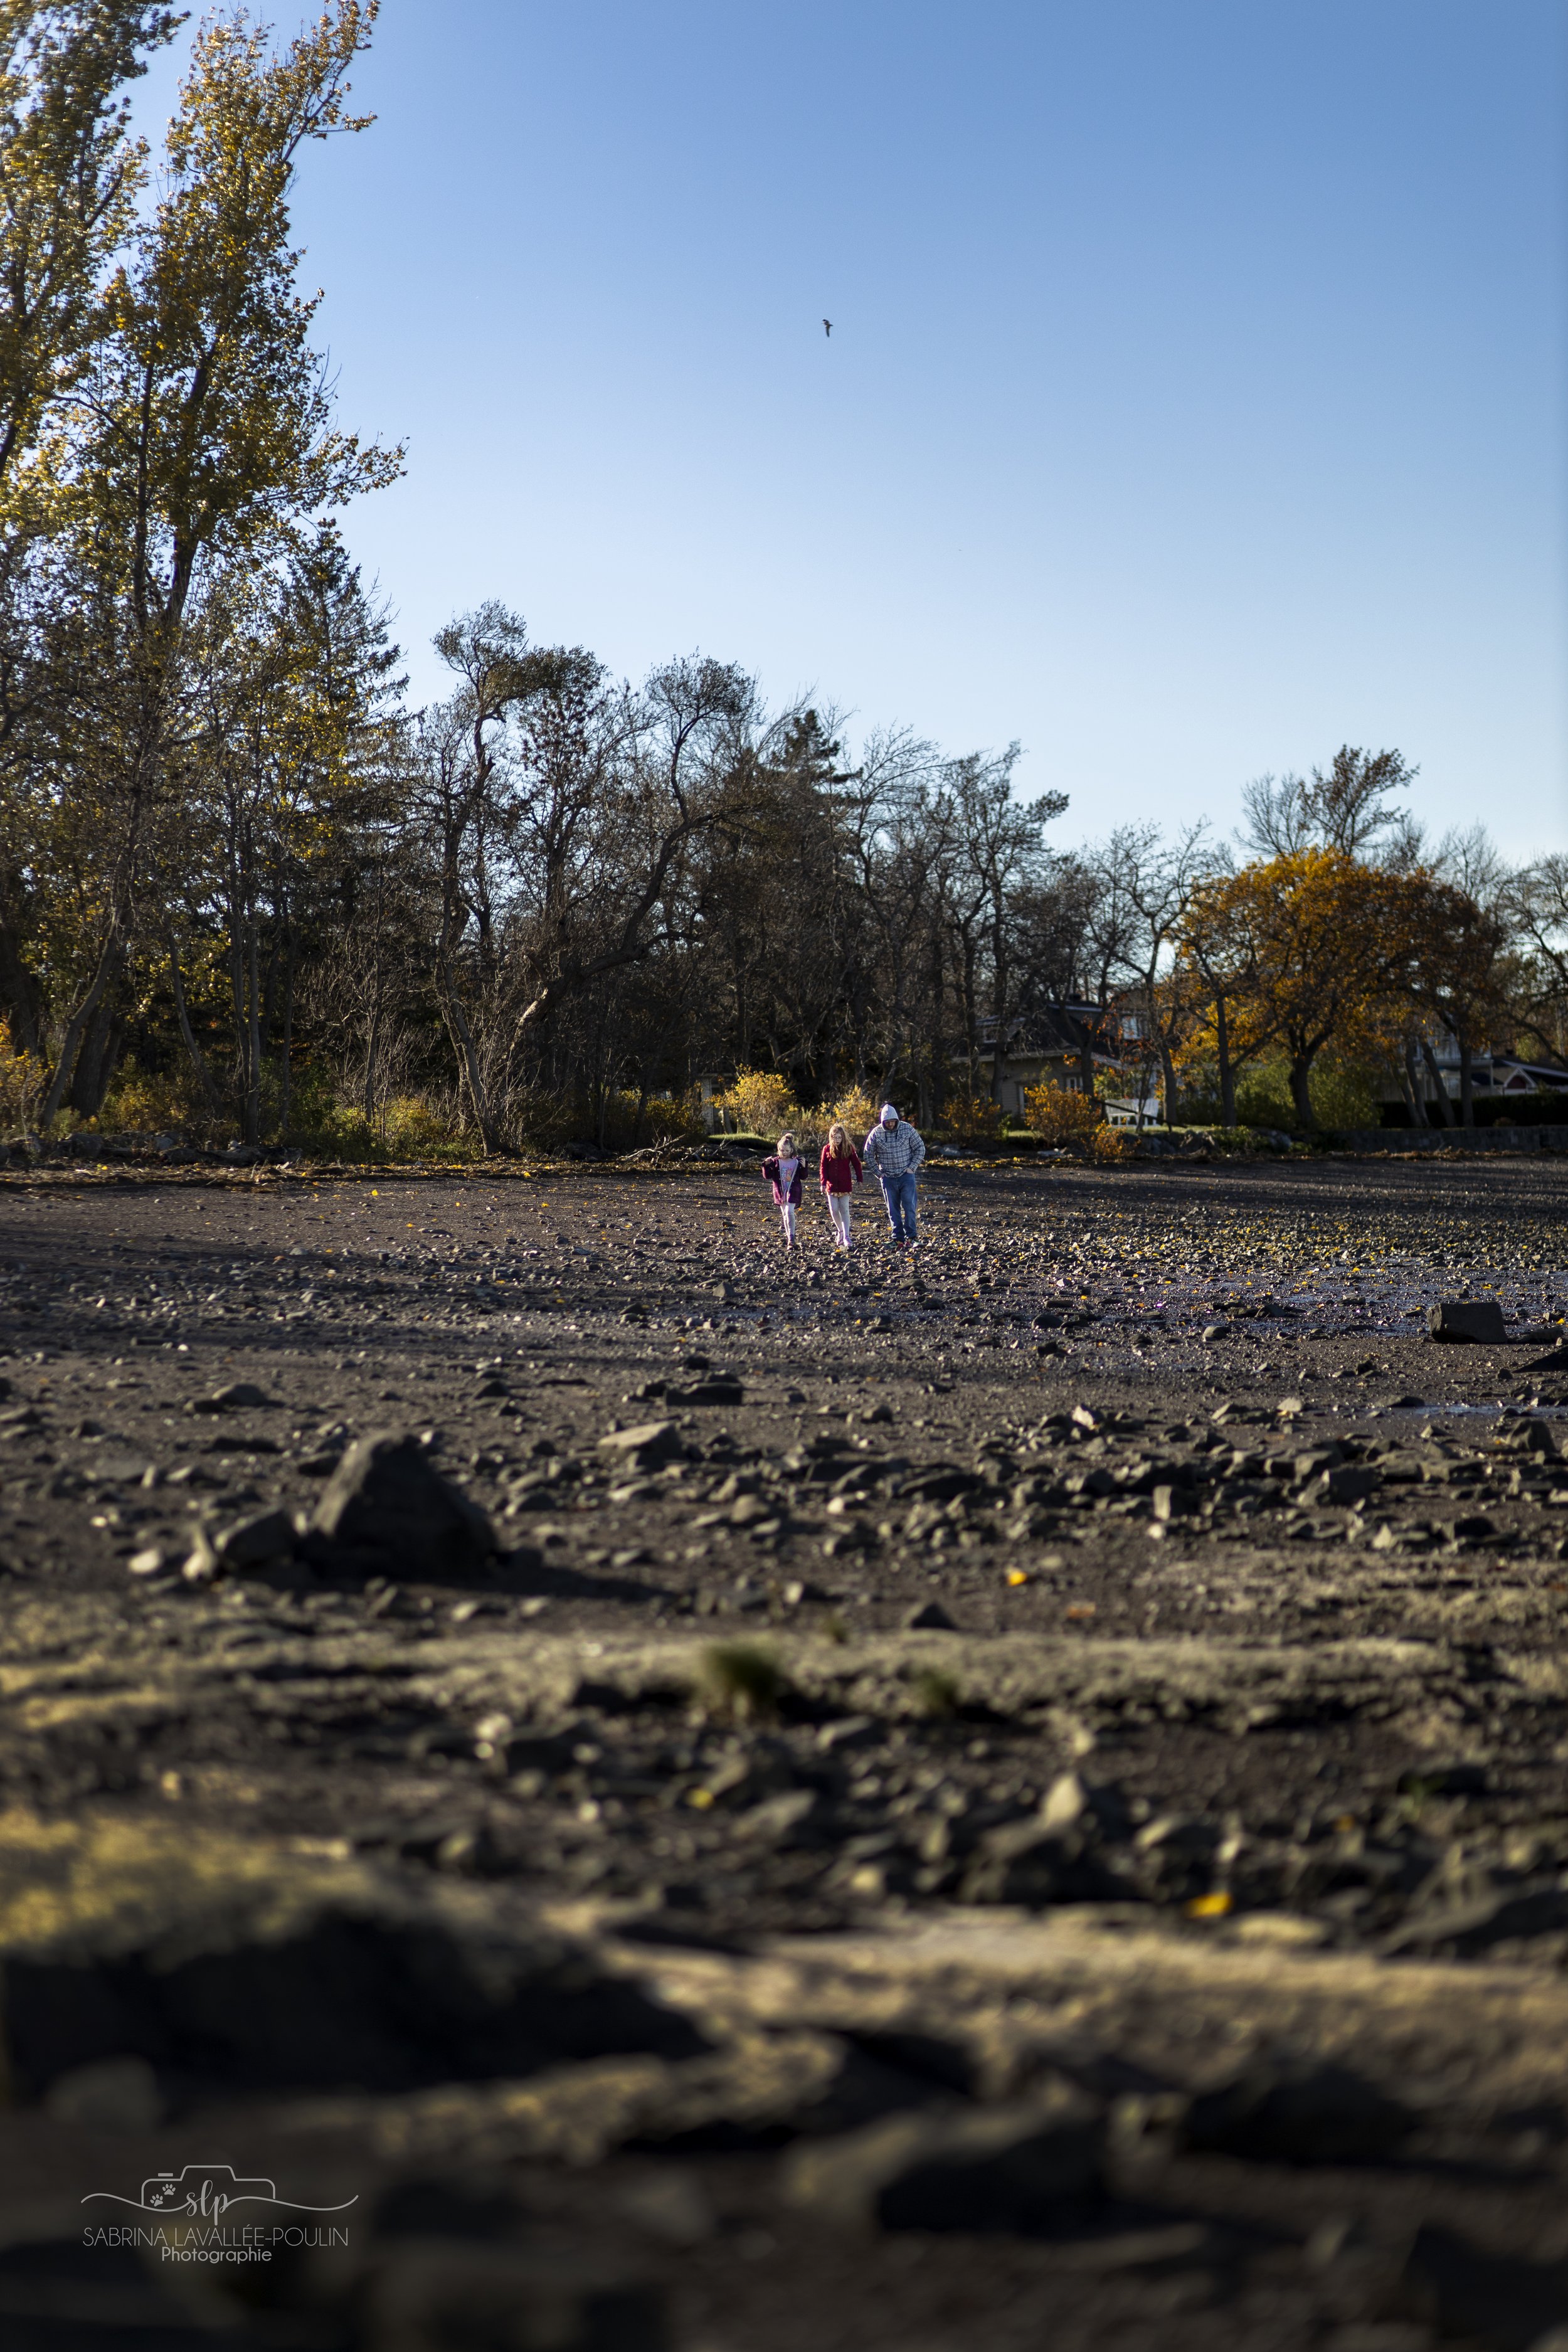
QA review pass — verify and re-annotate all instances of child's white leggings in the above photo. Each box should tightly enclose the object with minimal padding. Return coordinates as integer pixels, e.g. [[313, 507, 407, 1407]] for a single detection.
[[780, 1202, 797, 1244], [827, 1193, 852, 1246]]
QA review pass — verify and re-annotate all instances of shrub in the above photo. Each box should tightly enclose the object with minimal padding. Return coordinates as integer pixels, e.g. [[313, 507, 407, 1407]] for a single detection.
[[824, 1082, 881, 1143], [1091, 1123, 1135, 1163], [696, 1643, 789, 1724], [100, 1058, 206, 1137], [941, 1090, 1002, 1141], [1306, 1058, 1379, 1131], [910, 1666, 960, 1719], [508, 1085, 578, 1150], [384, 1094, 463, 1158], [589, 1088, 706, 1151], [714, 1067, 802, 1143], [642, 1089, 706, 1143], [1231, 1049, 1379, 1133], [0, 1020, 45, 1135], [303, 1102, 382, 1162], [1022, 1080, 1100, 1146]]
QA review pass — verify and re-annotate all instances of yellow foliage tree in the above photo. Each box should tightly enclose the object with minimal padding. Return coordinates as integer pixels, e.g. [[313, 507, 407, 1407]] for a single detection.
[[941, 1090, 1002, 1140], [715, 1067, 801, 1140], [1179, 850, 1405, 1130], [1023, 1079, 1099, 1146], [824, 1082, 880, 1142], [0, 1017, 41, 1133]]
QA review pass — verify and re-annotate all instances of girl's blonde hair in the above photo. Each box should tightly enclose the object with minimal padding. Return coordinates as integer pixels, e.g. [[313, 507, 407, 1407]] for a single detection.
[[826, 1121, 849, 1155], [777, 1131, 797, 1153]]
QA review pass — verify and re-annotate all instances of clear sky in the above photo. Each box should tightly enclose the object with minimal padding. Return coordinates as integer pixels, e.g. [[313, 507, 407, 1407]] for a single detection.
[[147, 1, 1568, 856]]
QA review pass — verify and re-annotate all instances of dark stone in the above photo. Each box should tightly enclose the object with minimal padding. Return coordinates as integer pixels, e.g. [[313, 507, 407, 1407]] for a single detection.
[[373, 2175, 527, 2242], [1399, 2224, 1568, 2352], [2, 1899, 707, 2100], [307, 1433, 495, 1580], [354, 2243, 670, 2352], [675, 1381, 745, 1407], [781, 2085, 1104, 2233], [1396, 1762, 1489, 1798], [188, 1380, 273, 1414], [734, 1789, 822, 1845], [598, 1421, 682, 1471], [216, 1507, 297, 1571], [904, 1601, 958, 1630], [961, 1820, 1132, 1907], [1384, 1879, 1568, 1955], [899, 1467, 982, 1503], [1322, 1465, 1380, 1507], [850, 2030, 980, 2097], [1428, 1300, 1508, 1344], [1183, 2062, 1412, 2164]]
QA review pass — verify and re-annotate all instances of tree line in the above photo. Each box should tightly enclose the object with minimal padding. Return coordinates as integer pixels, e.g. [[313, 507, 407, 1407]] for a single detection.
[[1, 6, 1564, 1157]]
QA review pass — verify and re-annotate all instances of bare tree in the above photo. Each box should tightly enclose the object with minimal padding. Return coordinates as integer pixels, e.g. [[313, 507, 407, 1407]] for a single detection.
[[1240, 746, 1419, 866]]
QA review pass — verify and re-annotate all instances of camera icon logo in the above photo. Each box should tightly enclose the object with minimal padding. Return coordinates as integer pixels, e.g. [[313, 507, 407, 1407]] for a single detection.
[[140, 2166, 278, 2215]]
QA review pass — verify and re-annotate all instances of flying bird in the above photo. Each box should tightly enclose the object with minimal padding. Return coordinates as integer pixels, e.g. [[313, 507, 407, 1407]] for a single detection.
[[823, 319, 832, 337]]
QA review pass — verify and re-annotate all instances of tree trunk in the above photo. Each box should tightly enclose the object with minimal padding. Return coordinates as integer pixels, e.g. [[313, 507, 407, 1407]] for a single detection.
[[0, 893, 41, 1056], [278, 923, 296, 1140], [1215, 993, 1236, 1129], [1154, 1034, 1177, 1130], [68, 1003, 124, 1117], [1402, 1039, 1428, 1126], [363, 996, 380, 1129], [245, 919, 262, 1145], [437, 954, 497, 1152], [228, 926, 248, 1128], [1420, 1038, 1454, 1125], [167, 931, 222, 1120], [1458, 1037, 1475, 1128], [40, 930, 124, 1128], [1289, 1054, 1315, 1129]]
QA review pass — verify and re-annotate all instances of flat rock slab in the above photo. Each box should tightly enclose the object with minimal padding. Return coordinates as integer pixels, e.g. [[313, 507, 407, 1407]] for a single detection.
[[617, 1908, 1568, 2118], [413, 1625, 1470, 1733], [1428, 1300, 1508, 1343], [0, 1807, 702, 2099]]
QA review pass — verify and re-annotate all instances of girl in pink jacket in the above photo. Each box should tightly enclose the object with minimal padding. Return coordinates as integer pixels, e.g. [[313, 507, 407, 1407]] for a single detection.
[[760, 1131, 805, 1251], [818, 1120, 863, 1249]]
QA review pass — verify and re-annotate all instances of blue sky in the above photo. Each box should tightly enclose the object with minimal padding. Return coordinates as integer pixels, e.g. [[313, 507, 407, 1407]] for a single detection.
[[145, 2, 1566, 855]]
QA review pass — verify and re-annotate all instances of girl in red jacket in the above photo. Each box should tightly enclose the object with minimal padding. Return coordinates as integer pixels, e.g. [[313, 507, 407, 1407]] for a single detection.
[[818, 1120, 863, 1249], [761, 1130, 805, 1250]]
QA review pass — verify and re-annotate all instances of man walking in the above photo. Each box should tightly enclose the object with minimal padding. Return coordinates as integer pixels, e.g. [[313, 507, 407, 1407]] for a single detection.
[[864, 1101, 925, 1253]]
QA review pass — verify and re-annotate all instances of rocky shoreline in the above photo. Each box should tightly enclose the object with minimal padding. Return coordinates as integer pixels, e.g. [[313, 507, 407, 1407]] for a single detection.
[[3, 1152, 1568, 2347]]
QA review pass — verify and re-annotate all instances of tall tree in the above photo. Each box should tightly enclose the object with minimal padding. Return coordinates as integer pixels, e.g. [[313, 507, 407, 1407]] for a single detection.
[[0, 1, 176, 503], [1239, 746, 1419, 865], [1182, 850, 1399, 1128], [37, 0, 400, 1121]]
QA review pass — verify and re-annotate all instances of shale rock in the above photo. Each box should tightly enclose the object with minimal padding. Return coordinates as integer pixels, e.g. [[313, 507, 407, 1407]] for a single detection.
[[307, 1433, 495, 1580], [1183, 2060, 1412, 2164], [781, 2083, 1104, 2233], [0, 1811, 704, 2100], [1427, 1300, 1508, 1344]]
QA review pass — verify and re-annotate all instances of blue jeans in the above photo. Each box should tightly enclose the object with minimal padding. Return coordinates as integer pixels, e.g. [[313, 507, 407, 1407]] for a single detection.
[[880, 1170, 918, 1244]]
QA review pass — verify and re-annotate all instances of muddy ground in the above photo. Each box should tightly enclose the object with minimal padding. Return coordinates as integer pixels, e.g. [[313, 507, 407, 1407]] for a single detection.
[[5, 1149, 1568, 2348]]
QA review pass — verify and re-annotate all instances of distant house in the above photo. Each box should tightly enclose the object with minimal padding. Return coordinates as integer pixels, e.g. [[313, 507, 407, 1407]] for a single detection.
[[972, 1005, 1150, 1121], [1375, 1050, 1568, 1119]]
